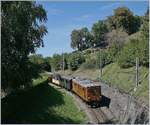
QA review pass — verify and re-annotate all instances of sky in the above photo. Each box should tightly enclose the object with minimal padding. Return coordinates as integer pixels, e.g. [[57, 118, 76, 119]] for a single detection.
[[36, 0, 148, 57]]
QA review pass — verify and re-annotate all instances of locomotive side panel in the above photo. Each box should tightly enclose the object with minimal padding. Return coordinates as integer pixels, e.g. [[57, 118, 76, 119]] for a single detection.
[[72, 81, 88, 102]]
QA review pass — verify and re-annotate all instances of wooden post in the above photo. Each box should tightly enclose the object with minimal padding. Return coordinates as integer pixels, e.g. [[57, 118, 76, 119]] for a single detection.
[[136, 57, 139, 87]]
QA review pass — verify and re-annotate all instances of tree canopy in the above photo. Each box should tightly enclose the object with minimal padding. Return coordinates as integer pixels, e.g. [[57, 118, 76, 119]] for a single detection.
[[71, 27, 92, 51], [91, 20, 108, 47], [108, 7, 141, 34], [2, 1, 47, 90]]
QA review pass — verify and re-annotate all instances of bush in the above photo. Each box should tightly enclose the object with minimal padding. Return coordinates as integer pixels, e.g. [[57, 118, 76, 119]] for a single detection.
[[96, 50, 112, 68], [67, 52, 85, 71], [117, 38, 148, 68], [81, 50, 112, 70], [80, 57, 97, 69], [105, 42, 122, 63], [51, 54, 62, 71]]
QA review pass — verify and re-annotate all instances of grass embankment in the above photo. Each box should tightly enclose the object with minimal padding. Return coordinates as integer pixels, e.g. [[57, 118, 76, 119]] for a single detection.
[[58, 63, 149, 104], [102, 63, 149, 104], [2, 73, 86, 124]]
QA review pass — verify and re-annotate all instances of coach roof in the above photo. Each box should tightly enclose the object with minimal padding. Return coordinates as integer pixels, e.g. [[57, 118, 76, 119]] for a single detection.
[[72, 78, 100, 87]]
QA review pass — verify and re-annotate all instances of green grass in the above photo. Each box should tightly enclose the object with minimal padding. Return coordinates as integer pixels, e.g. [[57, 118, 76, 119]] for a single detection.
[[101, 63, 149, 104], [2, 73, 86, 124], [32, 72, 49, 86]]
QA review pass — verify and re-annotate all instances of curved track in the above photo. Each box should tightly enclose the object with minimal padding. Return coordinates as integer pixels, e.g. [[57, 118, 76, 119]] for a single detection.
[[49, 82, 117, 124]]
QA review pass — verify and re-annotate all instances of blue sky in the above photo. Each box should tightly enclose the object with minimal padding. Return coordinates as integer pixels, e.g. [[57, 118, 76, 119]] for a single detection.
[[36, 1, 148, 57]]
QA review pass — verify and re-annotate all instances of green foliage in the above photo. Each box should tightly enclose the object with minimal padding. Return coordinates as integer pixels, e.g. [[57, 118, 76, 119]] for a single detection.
[[117, 38, 149, 68], [140, 8, 149, 40], [106, 42, 122, 63], [71, 27, 92, 51], [40, 61, 51, 72], [67, 52, 85, 71], [48, 53, 71, 72], [29, 54, 51, 72], [97, 51, 111, 67], [106, 16, 117, 31], [51, 54, 62, 71], [1, 1, 47, 90], [81, 50, 111, 70], [80, 60, 97, 69], [108, 7, 141, 34], [91, 20, 108, 47], [29, 54, 44, 64], [80, 54, 97, 69], [117, 9, 149, 68], [101, 63, 148, 104]]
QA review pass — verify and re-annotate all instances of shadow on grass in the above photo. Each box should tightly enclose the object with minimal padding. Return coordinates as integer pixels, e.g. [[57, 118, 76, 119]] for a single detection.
[[2, 80, 78, 124]]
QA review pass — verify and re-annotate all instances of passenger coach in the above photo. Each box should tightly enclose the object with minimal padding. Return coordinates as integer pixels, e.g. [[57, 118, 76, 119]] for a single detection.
[[60, 76, 72, 91], [52, 73, 61, 86]]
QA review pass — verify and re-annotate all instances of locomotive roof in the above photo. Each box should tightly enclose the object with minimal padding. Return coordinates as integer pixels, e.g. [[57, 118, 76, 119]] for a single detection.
[[72, 78, 100, 87]]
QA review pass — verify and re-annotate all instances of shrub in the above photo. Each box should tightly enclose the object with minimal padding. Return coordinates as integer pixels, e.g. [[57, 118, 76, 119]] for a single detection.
[[81, 50, 111, 70], [117, 38, 148, 68], [67, 52, 85, 71], [80, 56, 97, 69], [96, 50, 112, 68], [106, 42, 122, 63]]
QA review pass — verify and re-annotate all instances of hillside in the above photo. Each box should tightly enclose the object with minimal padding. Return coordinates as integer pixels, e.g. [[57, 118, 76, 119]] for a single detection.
[[57, 63, 149, 105]]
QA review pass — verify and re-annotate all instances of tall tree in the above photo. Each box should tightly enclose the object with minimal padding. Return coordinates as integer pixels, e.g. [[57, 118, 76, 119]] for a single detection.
[[2, 1, 47, 90], [51, 54, 62, 71], [107, 7, 141, 34], [91, 20, 108, 48], [71, 27, 92, 51], [117, 9, 149, 68]]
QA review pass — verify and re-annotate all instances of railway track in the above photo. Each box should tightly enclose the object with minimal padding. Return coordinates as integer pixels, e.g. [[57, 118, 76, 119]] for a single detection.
[[89, 107, 116, 124], [49, 82, 117, 124], [90, 108, 105, 123], [71, 90, 117, 124]]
